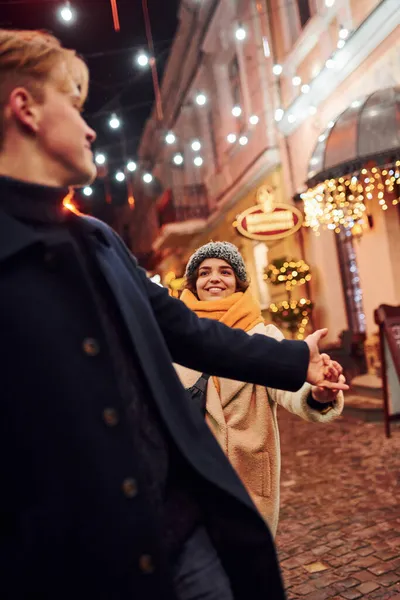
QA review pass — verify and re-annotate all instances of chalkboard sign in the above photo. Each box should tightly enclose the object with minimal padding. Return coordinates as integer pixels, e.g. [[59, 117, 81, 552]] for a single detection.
[[374, 304, 400, 437]]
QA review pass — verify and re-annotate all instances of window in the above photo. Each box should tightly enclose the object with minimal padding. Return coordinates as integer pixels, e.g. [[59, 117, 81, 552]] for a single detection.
[[336, 230, 366, 334], [228, 55, 245, 133], [296, 0, 311, 29]]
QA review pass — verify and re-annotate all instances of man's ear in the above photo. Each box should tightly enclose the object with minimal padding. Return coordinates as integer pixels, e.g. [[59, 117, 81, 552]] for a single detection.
[[6, 87, 42, 133]]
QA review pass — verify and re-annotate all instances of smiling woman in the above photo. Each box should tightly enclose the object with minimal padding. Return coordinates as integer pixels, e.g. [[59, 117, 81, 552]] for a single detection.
[[176, 241, 345, 537]]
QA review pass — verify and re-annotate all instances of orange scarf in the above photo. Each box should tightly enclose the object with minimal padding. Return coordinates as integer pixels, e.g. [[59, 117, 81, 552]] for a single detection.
[[180, 288, 264, 332], [181, 288, 264, 395]]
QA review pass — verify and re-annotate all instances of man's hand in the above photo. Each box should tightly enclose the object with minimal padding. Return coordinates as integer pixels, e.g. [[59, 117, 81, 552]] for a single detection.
[[305, 329, 349, 391]]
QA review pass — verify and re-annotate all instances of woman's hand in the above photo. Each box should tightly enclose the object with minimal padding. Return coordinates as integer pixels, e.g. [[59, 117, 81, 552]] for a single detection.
[[311, 355, 346, 403]]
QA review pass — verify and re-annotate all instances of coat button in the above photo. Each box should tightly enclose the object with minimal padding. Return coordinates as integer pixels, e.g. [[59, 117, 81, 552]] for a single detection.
[[139, 554, 155, 575], [82, 338, 100, 356], [103, 408, 119, 427], [122, 478, 138, 498]]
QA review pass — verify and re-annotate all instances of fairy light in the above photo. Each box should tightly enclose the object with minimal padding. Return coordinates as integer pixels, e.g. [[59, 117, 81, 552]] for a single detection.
[[95, 153, 106, 165], [165, 131, 176, 144], [191, 139, 201, 152], [232, 105, 242, 117], [173, 153, 184, 166], [127, 161, 137, 172], [115, 171, 125, 182], [227, 133, 237, 144], [59, 2, 74, 23], [235, 25, 246, 41], [273, 64, 283, 75], [195, 93, 207, 106], [83, 186, 93, 197], [109, 114, 121, 129]]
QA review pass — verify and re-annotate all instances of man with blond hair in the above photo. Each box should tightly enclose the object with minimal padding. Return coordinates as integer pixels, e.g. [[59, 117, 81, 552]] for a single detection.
[[0, 29, 347, 600]]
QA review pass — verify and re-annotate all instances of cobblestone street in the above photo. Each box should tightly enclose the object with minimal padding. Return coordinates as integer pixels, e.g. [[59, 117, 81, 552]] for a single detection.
[[276, 409, 400, 600]]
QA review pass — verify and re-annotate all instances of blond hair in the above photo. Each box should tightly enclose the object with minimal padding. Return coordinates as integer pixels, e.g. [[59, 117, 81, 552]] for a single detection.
[[0, 29, 89, 142]]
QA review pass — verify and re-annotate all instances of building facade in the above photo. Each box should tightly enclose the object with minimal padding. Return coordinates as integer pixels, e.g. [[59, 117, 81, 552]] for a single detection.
[[133, 0, 400, 361]]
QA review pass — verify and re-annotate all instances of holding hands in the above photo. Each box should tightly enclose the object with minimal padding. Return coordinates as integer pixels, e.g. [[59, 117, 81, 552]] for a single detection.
[[305, 329, 349, 399]]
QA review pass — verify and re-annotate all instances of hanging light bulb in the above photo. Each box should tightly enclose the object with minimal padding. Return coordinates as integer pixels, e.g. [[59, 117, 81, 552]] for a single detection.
[[249, 115, 259, 125], [173, 153, 184, 166], [109, 114, 120, 129], [232, 105, 242, 117], [115, 171, 125, 182], [272, 64, 283, 75], [235, 25, 246, 41], [136, 51, 150, 68], [191, 139, 201, 152], [59, 2, 74, 23], [165, 131, 176, 145], [143, 173, 153, 183], [227, 133, 237, 144], [95, 153, 106, 165], [194, 156, 203, 167], [195, 93, 207, 106], [127, 161, 137, 172], [239, 135, 248, 146], [83, 186, 93, 197]]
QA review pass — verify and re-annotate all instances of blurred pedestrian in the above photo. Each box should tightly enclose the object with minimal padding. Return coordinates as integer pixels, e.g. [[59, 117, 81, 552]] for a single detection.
[[177, 242, 345, 535], [0, 30, 347, 600]]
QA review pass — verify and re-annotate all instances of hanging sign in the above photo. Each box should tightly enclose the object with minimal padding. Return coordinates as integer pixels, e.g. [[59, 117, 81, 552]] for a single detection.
[[234, 185, 303, 241]]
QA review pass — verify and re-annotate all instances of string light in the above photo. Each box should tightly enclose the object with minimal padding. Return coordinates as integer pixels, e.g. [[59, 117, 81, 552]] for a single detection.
[[191, 139, 201, 152], [127, 161, 137, 172], [165, 131, 176, 144], [301, 84, 310, 94], [227, 133, 237, 144], [173, 153, 184, 166], [292, 76, 301, 86], [95, 153, 106, 165], [136, 51, 150, 67], [239, 135, 248, 146], [309, 106, 317, 115], [195, 93, 207, 106], [339, 27, 349, 39], [109, 114, 121, 129], [194, 156, 203, 167], [115, 171, 125, 182], [275, 108, 284, 122], [143, 173, 153, 183], [302, 164, 400, 235], [272, 64, 283, 75], [326, 58, 335, 69], [232, 105, 242, 117], [235, 25, 246, 41], [59, 2, 74, 23], [337, 39, 346, 49], [83, 186, 93, 197], [249, 115, 259, 125]]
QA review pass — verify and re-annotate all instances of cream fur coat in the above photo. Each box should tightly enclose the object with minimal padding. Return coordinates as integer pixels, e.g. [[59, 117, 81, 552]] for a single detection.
[[175, 322, 344, 537]]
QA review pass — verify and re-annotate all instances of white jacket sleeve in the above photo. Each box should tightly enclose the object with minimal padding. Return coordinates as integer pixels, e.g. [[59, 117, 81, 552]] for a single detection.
[[265, 324, 344, 423]]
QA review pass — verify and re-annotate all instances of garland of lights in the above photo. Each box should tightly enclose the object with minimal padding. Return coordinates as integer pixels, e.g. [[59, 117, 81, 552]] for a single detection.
[[301, 162, 400, 235], [264, 258, 313, 340]]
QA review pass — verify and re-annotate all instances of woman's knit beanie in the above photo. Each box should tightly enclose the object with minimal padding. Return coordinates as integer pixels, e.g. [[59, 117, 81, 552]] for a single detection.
[[185, 241, 248, 282]]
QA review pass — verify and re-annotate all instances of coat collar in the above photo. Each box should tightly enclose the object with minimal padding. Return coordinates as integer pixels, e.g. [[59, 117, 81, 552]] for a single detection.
[[0, 208, 109, 264]]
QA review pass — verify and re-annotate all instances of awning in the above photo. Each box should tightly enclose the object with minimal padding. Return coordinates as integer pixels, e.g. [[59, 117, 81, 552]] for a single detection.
[[307, 86, 400, 187]]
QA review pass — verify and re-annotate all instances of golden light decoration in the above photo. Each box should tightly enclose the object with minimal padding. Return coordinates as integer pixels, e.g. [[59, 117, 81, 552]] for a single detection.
[[302, 162, 400, 235], [269, 298, 313, 340], [264, 258, 312, 291]]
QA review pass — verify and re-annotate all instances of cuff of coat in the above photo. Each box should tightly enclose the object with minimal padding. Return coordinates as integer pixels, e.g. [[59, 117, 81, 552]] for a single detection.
[[300, 389, 345, 423]]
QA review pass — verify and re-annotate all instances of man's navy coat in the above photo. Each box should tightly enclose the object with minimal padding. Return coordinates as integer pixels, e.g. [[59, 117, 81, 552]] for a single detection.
[[0, 208, 309, 599]]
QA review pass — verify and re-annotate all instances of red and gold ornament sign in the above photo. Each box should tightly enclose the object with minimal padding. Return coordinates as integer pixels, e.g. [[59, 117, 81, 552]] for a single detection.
[[234, 185, 303, 241]]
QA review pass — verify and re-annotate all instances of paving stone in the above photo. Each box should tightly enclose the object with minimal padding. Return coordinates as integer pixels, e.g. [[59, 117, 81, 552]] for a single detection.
[[276, 411, 400, 600], [357, 580, 381, 594]]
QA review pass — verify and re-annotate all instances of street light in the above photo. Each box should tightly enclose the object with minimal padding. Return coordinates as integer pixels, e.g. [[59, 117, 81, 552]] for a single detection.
[[109, 114, 121, 129], [95, 153, 106, 165]]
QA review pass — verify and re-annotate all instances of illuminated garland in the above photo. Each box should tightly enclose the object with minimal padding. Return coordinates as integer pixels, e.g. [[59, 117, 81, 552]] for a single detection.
[[302, 162, 400, 235], [264, 258, 312, 291], [269, 299, 313, 339]]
